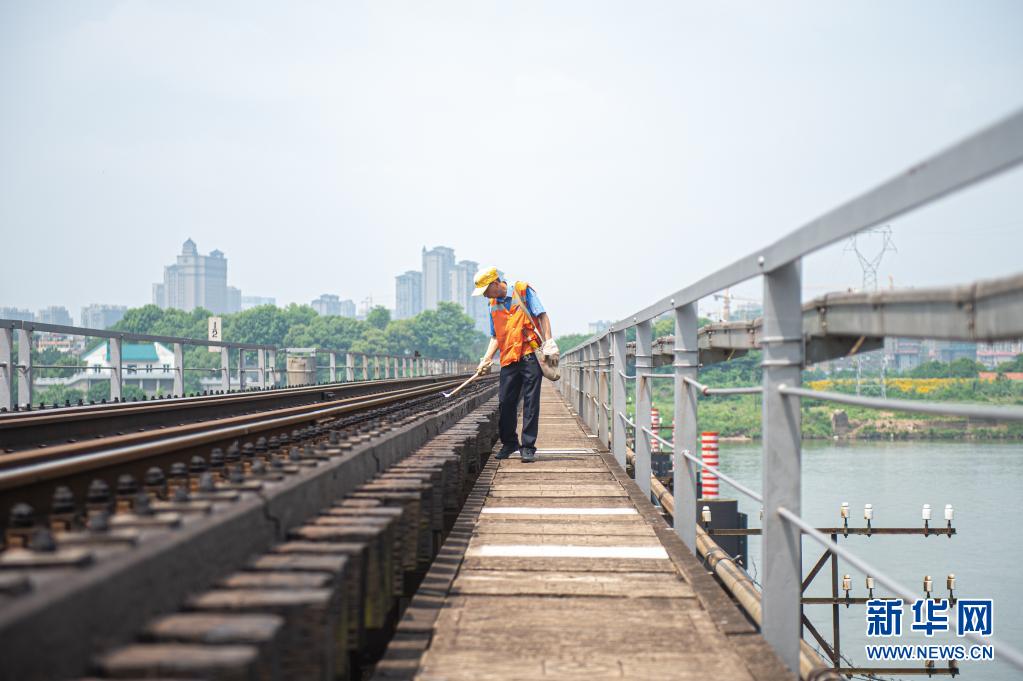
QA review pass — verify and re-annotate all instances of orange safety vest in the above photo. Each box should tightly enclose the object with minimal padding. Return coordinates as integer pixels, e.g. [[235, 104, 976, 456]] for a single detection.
[[490, 281, 542, 367]]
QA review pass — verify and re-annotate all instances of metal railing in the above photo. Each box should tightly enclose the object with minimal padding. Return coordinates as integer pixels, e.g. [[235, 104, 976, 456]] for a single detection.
[[0, 319, 472, 411], [557, 109, 1023, 674]]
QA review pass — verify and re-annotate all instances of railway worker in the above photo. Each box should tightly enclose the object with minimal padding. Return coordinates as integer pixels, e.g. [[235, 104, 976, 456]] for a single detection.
[[473, 267, 559, 463]]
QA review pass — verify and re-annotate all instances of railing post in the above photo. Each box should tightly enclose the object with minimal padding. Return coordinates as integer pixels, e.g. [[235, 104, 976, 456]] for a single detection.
[[597, 335, 610, 447], [1, 326, 13, 411], [582, 344, 593, 430], [611, 329, 627, 468], [362, 355, 369, 381], [374, 356, 380, 380], [16, 328, 33, 408], [220, 346, 230, 392], [238, 347, 246, 391], [267, 348, 277, 388], [109, 336, 122, 402], [634, 320, 653, 497], [329, 352, 337, 383], [402, 357, 407, 378], [761, 259, 804, 674], [673, 302, 700, 553], [173, 342, 184, 396]]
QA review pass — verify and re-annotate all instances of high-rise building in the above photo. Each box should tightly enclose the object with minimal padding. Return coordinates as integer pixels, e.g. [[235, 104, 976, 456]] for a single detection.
[[241, 295, 276, 310], [421, 246, 455, 310], [37, 306, 73, 326], [152, 239, 230, 313], [226, 286, 242, 314], [311, 294, 342, 316], [450, 260, 488, 332], [0, 307, 34, 322], [395, 271, 423, 319], [339, 299, 356, 318], [81, 304, 127, 330]]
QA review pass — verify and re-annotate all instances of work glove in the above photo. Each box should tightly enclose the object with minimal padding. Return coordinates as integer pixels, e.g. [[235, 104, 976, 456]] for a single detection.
[[476, 358, 493, 375], [541, 339, 560, 366]]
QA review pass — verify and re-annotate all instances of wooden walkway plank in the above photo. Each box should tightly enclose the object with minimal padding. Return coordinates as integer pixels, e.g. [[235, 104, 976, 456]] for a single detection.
[[373, 383, 794, 681]]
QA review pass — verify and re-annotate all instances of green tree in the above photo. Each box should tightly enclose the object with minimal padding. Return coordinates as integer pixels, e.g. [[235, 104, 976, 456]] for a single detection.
[[366, 306, 391, 331], [996, 354, 1023, 373], [556, 333, 590, 353], [408, 302, 483, 360], [34, 384, 85, 406], [948, 357, 983, 378], [384, 319, 418, 356], [351, 327, 387, 355]]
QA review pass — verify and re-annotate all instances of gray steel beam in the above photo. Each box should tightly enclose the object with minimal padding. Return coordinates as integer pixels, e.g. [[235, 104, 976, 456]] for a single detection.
[[16, 329, 32, 408], [220, 347, 230, 392], [173, 343, 184, 396], [634, 320, 653, 498], [760, 260, 803, 673], [589, 345, 597, 429], [256, 347, 265, 391], [619, 268, 1023, 367], [238, 348, 246, 391], [1, 327, 12, 411], [611, 330, 627, 469], [673, 302, 699, 553], [109, 337, 122, 402], [597, 335, 610, 447]]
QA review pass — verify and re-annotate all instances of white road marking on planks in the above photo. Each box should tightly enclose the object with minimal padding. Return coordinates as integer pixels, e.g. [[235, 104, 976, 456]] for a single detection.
[[481, 507, 637, 515], [469, 544, 669, 559]]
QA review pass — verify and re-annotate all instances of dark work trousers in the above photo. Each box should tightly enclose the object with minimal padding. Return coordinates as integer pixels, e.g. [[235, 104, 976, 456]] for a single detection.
[[498, 352, 543, 451]]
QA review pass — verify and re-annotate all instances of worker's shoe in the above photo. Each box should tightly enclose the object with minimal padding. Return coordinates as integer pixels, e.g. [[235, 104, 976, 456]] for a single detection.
[[520, 447, 537, 463], [495, 447, 519, 460]]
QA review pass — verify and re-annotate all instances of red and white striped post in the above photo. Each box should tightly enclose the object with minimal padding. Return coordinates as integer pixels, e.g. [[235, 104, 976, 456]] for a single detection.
[[650, 407, 661, 453], [700, 431, 719, 498]]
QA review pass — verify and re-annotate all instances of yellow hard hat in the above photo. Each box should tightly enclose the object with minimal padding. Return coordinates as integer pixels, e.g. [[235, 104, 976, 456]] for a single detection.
[[472, 266, 500, 296]]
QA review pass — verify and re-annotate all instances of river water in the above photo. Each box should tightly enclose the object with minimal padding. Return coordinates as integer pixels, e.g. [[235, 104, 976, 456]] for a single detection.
[[713, 440, 1022, 681]]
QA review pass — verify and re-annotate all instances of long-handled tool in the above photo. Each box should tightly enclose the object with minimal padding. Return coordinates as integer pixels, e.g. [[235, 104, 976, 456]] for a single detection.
[[443, 365, 488, 398]]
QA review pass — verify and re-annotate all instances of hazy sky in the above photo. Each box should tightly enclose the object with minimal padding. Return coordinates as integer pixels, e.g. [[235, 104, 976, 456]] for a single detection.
[[2, 1, 1022, 333]]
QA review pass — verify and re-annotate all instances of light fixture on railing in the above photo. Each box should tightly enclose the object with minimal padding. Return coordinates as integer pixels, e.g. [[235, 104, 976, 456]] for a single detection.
[[864, 503, 873, 535], [701, 505, 712, 529], [945, 504, 954, 537], [922, 503, 932, 536], [924, 575, 933, 599], [865, 575, 875, 599], [947, 573, 956, 604], [840, 502, 850, 536], [842, 574, 852, 606]]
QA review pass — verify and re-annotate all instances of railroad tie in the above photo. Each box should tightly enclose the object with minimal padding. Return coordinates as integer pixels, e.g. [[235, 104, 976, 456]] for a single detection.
[[94, 642, 261, 681], [185, 587, 336, 681], [142, 613, 285, 681]]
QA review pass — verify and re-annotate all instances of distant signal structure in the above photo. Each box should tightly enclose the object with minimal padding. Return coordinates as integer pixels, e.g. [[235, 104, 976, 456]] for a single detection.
[[845, 225, 896, 292]]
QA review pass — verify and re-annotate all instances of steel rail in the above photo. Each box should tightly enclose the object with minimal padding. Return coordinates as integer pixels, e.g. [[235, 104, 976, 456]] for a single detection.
[[0, 374, 451, 427], [0, 378, 468, 489]]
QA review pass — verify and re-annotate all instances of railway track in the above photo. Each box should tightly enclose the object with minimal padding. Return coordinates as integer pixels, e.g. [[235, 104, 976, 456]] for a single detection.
[[0, 375, 456, 453], [0, 373, 501, 680]]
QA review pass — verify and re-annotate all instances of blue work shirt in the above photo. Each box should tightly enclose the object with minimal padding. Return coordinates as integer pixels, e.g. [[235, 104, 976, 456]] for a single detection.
[[489, 279, 545, 338]]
